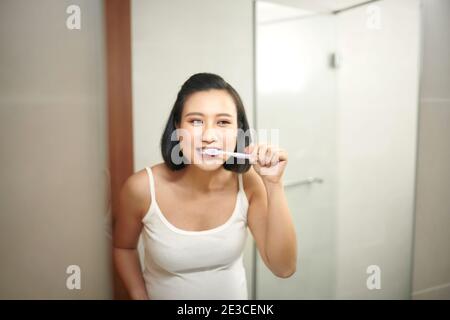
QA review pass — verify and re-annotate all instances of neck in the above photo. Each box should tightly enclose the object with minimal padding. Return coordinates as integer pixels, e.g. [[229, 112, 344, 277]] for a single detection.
[[181, 165, 233, 192]]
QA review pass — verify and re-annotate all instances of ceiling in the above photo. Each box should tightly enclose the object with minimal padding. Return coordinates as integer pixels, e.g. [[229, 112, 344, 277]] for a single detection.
[[257, 0, 377, 24], [261, 0, 375, 13]]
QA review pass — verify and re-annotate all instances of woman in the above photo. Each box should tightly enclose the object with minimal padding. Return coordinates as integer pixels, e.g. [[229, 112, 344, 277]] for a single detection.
[[113, 73, 297, 300]]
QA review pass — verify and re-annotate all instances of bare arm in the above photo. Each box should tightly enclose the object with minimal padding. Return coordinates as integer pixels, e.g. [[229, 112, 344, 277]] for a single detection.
[[263, 179, 297, 276], [246, 145, 297, 278], [113, 171, 150, 300]]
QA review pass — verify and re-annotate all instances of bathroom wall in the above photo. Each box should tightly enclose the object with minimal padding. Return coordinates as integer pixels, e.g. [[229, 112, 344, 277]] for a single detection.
[[131, 0, 255, 298], [0, 0, 112, 298], [412, 0, 450, 300]]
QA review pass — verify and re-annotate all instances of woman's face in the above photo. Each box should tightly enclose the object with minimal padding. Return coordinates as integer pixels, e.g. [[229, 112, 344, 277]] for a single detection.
[[176, 89, 239, 171]]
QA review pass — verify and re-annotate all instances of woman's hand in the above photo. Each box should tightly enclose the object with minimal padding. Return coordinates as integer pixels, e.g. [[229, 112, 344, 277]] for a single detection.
[[245, 144, 288, 184]]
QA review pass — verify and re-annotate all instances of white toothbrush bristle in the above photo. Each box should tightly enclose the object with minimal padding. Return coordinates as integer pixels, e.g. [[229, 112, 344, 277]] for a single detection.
[[203, 148, 221, 156]]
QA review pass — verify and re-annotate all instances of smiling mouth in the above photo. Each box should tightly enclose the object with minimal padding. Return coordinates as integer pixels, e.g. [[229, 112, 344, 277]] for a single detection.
[[196, 147, 222, 158]]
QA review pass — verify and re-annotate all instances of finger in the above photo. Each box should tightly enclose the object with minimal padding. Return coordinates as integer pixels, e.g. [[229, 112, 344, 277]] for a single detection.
[[244, 143, 255, 154], [246, 144, 258, 164], [258, 144, 268, 166], [264, 146, 273, 166], [249, 153, 258, 165], [270, 150, 280, 167], [278, 149, 288, 162]]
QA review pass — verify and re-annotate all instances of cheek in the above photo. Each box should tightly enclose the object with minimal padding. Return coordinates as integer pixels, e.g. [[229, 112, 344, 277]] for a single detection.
[[223, 129, 238, 151], [178, 127, 202, 154]]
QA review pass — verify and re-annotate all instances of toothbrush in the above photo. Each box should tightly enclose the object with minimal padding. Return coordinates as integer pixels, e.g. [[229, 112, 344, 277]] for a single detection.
[[202, 148, 252, 160]]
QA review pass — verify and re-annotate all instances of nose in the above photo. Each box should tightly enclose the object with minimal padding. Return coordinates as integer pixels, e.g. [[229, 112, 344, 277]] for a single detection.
[[201, 123, 220, 143]]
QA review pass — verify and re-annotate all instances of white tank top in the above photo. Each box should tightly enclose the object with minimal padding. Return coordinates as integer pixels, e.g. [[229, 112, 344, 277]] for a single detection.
[[141, 166, 249, 300]]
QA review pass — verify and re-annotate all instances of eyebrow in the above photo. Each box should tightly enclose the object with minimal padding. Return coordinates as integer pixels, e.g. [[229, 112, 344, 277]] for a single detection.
[[184, 112, 233, 118]]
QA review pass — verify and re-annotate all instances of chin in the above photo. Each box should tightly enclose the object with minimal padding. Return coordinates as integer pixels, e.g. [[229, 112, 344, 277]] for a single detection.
[[189, 157, 225, 171]]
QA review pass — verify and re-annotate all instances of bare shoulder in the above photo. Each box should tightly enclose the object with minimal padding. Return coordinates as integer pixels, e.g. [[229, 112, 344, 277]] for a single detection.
[[149, 162, 176, 183], [119, 168, 150, 218], [118, 163, 169, 219], [241, 167, 267, 203]]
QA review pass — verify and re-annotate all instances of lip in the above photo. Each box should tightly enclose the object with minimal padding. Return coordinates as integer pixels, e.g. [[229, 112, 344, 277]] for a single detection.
[[196, 146, 222, 150]]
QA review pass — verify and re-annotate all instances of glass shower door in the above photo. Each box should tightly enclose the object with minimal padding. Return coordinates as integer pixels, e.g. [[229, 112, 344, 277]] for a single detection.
[[255, 1, 338, 299], [255, 0, 420, 299]]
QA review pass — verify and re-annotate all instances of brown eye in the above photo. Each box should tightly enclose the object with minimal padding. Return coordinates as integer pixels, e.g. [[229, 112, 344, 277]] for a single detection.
[[218, 120, 231, 126]]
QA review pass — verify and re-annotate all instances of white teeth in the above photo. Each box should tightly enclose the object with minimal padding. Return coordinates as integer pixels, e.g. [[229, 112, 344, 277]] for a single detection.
[[201, 148, 221, 156]]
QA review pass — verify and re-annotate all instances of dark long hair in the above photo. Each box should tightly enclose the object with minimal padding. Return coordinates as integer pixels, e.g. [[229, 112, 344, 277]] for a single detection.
[[160, 73, 252, 173]]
